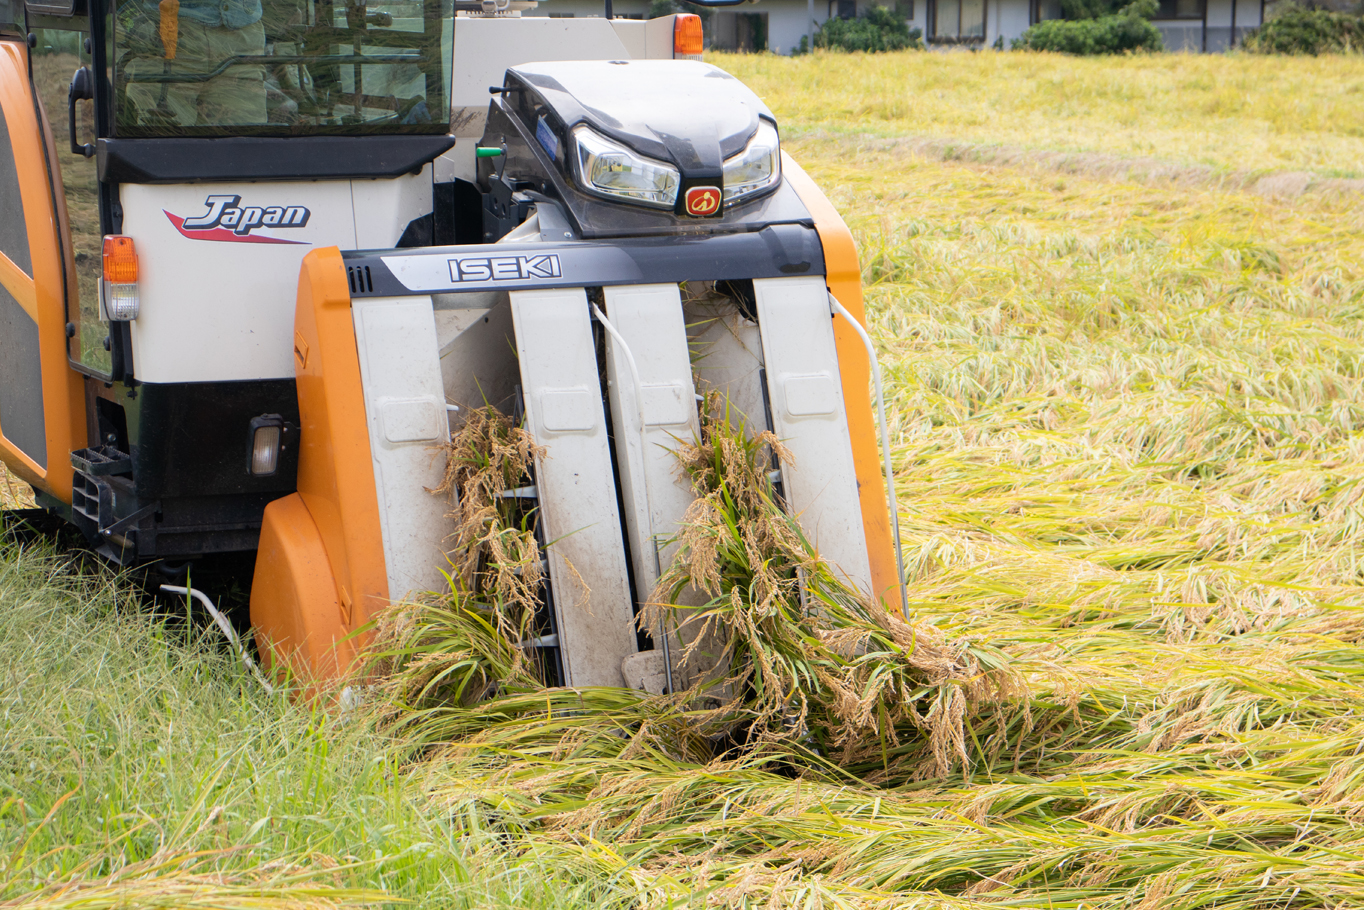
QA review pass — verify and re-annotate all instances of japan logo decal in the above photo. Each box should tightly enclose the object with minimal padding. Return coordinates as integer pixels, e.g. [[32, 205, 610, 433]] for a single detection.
[[166, 194, 312, 244], [684, 186, 721, 217]]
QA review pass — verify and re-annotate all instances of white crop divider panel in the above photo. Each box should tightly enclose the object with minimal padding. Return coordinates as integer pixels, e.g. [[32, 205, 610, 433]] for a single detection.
[[602, 284, 701, 601], [511, 287, 638, 688], [753, 277, 874, 595], [685, 303, 767, 437], [352, 296, 456, 602]]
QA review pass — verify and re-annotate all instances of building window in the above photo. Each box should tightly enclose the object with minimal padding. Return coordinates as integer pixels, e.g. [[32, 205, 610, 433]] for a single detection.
[[1033, 0, 1062, 20], [1155, 0, 1203, 16], [932, 0, 985, 39], [837, 0, 856, 17], [712, 10, 769, 50], [548, 11, 574, 16]]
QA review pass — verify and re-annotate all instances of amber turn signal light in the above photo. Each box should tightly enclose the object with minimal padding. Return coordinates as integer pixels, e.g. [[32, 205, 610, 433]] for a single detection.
[[674, 14, 703, 59], [101, 235, 140, 321]]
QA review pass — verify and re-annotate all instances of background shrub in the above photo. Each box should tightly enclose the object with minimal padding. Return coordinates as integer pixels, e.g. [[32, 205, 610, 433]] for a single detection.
[[1243, 3, 1364, 53], [1012, 0, 1163, 53], [811, 7, 924, 51]]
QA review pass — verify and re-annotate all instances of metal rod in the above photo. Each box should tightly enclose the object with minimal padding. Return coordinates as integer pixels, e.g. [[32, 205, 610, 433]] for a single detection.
[[125, 53, 414, 84], [828, 295, 909, 619], [591, 302, 674, 694]]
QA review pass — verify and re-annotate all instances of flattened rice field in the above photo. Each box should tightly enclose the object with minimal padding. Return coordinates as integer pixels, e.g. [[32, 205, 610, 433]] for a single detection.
[[3, 50, 1364, 909]]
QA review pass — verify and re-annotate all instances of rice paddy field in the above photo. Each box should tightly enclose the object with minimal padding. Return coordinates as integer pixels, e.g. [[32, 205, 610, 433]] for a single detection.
[[4, 49, 1364, 909]]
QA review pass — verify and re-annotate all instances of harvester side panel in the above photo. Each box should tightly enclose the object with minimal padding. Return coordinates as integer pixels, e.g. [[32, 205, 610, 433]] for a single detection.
[[511, 287, 638, 689], [120, 181, 363, 384], [351, 295, 455, 602], [0, 40, 84, 501], [252, 492, 347, 683], [755, 276, 873, 594], [252, 249, 389, 682]]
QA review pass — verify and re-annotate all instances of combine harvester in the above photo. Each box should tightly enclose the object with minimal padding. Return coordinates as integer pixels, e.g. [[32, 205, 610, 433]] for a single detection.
[[0, 0, 904, 688]]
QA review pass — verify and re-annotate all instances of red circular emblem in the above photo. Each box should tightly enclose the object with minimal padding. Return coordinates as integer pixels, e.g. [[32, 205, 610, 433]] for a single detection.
[[684, 186, 721, 217]]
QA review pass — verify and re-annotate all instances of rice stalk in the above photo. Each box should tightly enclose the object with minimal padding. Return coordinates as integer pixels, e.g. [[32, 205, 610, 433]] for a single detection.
[[0, 849, 385, 910]]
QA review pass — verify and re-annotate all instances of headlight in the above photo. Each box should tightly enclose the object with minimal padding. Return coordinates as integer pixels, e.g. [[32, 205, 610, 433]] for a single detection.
[[722, 120, 780, 206], [572, 127, 680, 209]]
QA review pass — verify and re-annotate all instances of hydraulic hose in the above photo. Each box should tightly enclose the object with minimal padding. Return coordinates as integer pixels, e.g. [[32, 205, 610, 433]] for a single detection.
[[828, 295, 909, 618], [161, 584, 274, 693]]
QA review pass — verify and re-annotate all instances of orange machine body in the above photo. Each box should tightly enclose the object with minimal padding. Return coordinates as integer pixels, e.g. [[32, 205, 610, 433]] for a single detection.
[[250, 249, 390, 684], [784, 155, 902, 610], [0, 39, 86, 505]]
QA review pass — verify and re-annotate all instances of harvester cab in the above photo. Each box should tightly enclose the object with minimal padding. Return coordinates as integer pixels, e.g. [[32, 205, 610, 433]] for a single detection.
[[0, 0, 904, 688]]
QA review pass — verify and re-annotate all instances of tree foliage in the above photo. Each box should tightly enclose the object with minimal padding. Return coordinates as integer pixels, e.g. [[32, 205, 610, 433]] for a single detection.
[[811, 6, 924, 52], [1243, 2, 1364, 53]]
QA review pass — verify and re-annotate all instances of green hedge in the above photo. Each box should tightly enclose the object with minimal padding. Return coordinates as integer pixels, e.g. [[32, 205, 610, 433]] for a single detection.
[[1243, 3, 1364, 54], [810, 7, 924, 52], [1012, 0, 1163, 53]]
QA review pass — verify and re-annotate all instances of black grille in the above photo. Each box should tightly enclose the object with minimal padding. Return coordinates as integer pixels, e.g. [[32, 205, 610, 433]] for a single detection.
[[347, 265, 373, 295]]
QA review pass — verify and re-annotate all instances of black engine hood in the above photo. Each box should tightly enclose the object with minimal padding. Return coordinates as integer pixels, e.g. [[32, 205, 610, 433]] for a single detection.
[[503, 59, 773, 176]]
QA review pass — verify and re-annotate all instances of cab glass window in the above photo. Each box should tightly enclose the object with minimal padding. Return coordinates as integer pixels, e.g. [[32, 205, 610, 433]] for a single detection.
[[110, 0, 452, 136], [29, 28, 110, 375], [0, 0, 23, 35]]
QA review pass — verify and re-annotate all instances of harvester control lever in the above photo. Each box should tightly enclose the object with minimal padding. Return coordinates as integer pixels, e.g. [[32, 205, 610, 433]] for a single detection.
[[159, 0, 179, 59], [67, 66, 95, 159]]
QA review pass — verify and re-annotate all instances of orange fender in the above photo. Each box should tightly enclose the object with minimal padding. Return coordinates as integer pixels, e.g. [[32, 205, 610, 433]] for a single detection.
[[783, 152, 903, 609]]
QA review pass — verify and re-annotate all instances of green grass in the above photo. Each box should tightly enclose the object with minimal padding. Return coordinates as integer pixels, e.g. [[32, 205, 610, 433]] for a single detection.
[[0, 539, 617, 908], [5, 49, 1364, 908]]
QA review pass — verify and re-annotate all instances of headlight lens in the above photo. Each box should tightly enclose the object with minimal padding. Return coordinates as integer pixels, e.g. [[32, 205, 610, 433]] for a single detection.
[[572, 127, 680, 209], [722, 120, 780, 206]]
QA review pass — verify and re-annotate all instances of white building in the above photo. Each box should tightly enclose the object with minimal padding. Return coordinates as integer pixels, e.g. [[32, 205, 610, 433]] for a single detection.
[[524, 0, 1267, 53]]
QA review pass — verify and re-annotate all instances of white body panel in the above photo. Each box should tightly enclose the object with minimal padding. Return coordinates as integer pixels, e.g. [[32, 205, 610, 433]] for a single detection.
[[122, 171, 431, 384], [446, 17, 633, 183], [607, 18, 679, 60], [434, 292, 521, 417], [352, 175, 435, 250], [685, 299, 768, 436], [754, 277, 873, 595], [352, 295, 455, 602], [510, 287, 637, 688], [602, 283, 700, 602]]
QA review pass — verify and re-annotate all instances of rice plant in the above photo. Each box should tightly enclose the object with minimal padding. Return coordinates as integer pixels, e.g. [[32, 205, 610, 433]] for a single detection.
[[371, 88, 1364, 907]]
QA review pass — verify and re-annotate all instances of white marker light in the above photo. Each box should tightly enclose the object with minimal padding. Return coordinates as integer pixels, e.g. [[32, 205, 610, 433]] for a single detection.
[[249, 416, 285, 476]]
